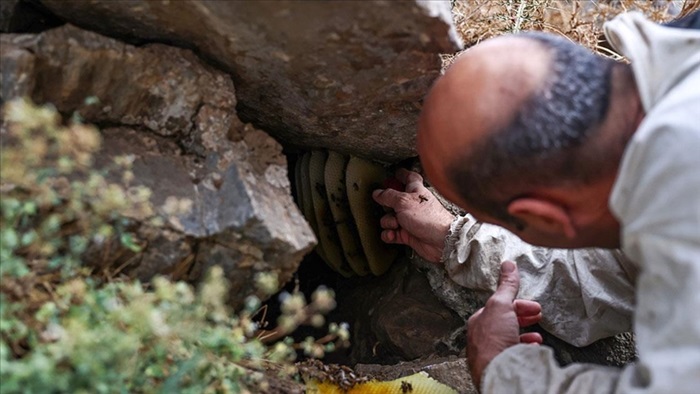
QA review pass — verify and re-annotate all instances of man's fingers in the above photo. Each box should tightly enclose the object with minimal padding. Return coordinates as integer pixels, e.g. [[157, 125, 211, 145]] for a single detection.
[[394, 168, 423, 184], [373, 169, 431, 208], [395, 168, 425, 194], [514, 300, 541, 326], [380, 229, 397, 243], [382, 229, 423, 253], [517, 313, 542, 327], [372, 188, 405, 209], [519, 332, 543, 344], [514, 299, 541, 316], [380, 214, 400, 230], [490, 261, 520, 304]]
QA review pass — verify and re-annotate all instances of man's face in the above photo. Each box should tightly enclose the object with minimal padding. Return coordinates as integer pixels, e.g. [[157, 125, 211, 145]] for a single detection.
[[467, 209, 588, 249], [425, 171, 613, 249], [453, 186, 621, 249]]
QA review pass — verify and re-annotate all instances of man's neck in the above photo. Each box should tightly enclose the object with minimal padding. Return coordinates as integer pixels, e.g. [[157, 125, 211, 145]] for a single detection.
[[614, 63, 645, 140]]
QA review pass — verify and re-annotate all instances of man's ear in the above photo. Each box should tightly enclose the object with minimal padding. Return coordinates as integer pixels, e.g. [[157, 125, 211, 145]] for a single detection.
[[507, 198, 576, 239]]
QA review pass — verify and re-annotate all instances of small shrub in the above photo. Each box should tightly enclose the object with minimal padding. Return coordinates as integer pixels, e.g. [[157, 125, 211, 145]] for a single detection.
[[0, 99, 348, 393]]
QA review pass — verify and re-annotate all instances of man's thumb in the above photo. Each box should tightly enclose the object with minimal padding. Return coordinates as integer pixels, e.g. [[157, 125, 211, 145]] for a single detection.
[[494, 261, 520, 301]]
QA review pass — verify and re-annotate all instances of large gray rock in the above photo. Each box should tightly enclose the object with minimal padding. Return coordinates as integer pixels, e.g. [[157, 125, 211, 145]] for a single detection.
[[0, 25, 316, 307], [37, 0, 462, 162]]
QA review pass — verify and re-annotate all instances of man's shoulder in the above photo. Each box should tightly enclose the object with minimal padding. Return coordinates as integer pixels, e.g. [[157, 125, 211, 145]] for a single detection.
[[609, 63, 700, 237], [664, 10, 700, 30], [605, 11, 700, 111]]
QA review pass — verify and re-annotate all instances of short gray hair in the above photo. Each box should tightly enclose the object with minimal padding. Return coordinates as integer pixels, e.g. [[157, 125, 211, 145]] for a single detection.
[[447, 32, 616, 225]]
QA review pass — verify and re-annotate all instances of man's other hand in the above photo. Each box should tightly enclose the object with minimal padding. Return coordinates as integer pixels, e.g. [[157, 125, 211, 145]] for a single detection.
[[467, 261, 543, 390], [372, 168, 455, 263]]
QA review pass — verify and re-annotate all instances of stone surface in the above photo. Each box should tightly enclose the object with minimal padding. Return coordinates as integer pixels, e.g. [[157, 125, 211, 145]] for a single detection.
[[1, 25, 236, 141], [37, 0, 462, 162], [0, 25, 316, 307], [333, 258, 465, 365]]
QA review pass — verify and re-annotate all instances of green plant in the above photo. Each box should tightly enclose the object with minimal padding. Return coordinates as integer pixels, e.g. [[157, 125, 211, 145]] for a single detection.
[[0, 98, 152, 279], [0, 99, 348, 393]]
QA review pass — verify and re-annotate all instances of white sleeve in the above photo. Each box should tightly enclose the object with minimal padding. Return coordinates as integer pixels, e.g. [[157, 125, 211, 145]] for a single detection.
[[606, 63, 700, 394], [441, 214, 636, 346], [482, 344, 621, 394], [605, 12, 700, 391], [483, 228, 700, 394]]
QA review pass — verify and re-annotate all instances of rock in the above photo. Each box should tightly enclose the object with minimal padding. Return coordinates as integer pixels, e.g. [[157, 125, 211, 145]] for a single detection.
[[37, 0, 462, 162], [1, 25, 236, 142], [420, 256, 489, 319], [355, 356, 477, 394], [0, 0, 62, 33], [0, 25, 316, 307], [534, 328, 637, 368], [334, 258, 465, 365], [0, 0, 23, 31]]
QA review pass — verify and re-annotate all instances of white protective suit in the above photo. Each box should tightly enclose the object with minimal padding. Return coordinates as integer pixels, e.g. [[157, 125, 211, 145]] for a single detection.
[[441, 12, 700, 393]]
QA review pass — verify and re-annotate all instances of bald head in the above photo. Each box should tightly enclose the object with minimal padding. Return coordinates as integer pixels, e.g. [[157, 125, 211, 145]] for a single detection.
[[417, 32, 619, 224], [418, 36, 554, 204]]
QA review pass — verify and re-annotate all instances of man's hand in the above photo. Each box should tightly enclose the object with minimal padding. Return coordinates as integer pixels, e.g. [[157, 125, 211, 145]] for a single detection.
[[372, 168, 455, 263], [467, 261, 543, 390]]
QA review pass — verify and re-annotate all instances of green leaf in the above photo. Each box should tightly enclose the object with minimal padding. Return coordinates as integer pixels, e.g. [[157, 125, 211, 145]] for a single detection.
[[119, 233, 141, 252], [1, 198, 21, 219], [69, 236, 88, 255], [20, 230, 37, 247], [21, 201, 37, 216], [1, 229, 19, 250], [0, 255, 29, 277]]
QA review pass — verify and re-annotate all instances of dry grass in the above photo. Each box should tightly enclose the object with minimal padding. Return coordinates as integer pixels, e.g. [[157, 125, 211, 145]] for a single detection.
[[447, 0, 699, 65]]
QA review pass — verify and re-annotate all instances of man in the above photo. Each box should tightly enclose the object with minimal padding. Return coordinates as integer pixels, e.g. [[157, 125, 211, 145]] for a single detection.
[[373, 12, 699, 393]]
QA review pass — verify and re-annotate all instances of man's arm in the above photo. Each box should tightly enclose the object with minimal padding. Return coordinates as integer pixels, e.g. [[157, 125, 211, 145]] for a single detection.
[[480, 345, 621, 393], [477, 232, 700, 393], [468, 261, 626, 393], [444, 214, 636, 346], [374, 169, 635, 347]]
